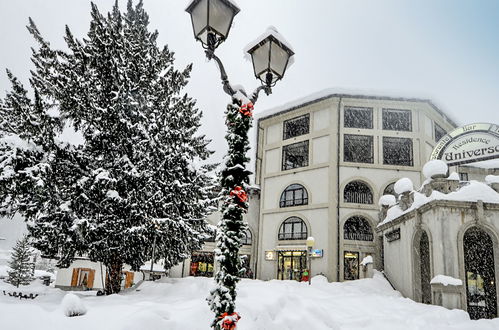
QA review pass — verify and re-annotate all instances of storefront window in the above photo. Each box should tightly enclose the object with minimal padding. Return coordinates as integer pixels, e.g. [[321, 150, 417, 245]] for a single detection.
[[277, 251, 307, 281], [189, 252, 215, 277], [344, 251, 359, 280]]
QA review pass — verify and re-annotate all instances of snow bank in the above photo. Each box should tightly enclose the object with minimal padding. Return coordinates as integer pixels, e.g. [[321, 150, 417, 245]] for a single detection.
[[422, 160, 448, 179], [61, 293, 87, 317], [1, 276, 498, 330], [394, 178, 413, 195], [430, 275, 463, 286]]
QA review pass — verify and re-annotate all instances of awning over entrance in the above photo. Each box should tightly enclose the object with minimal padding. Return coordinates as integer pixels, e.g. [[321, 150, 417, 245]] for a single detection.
[[275, 245, 306, 251]]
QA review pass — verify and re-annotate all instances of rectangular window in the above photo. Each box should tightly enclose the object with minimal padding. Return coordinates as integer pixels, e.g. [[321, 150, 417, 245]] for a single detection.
[[383, 137, 413, 166], [382, 109, 412, 131], [344, 251, 359, 280], [344, 106, 373, 129], [434, 123, 446, 142], [459, 172, 469, 181], [344, 134, 374, 163], [283, 114, 310, 140], [282, 141, 309, 170]]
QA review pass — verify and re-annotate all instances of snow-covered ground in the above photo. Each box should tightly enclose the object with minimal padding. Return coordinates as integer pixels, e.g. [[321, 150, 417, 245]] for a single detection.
[[1, 272, 498, 330]]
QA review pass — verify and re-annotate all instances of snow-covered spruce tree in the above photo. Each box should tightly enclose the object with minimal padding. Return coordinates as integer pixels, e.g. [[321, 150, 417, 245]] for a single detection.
[[0, 1, 216, 294], [6, 235, 35, 287], [207, 100, 251, 329]]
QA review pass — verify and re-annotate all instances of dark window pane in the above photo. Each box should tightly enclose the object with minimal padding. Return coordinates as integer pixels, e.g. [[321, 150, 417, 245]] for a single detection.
[[459, 172, 469, 181], [382, 109, 412, 131], [434, 123, 446, 142], [278, 217, 308, 240], [242, 229, 252, 245], [343, 216, 374, 241], [344, 107, 373, 129], [344, 134, 373, 163], [344, 181, 373, 204], [280, 184, 308, 208], [283, 114, 310, 140], [282, 141, 309, 170], [383, 182, 397, 197], [383, 137, 413, 166]]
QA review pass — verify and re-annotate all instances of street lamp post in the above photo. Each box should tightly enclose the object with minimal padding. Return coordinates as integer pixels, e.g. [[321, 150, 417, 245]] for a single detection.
[[186, 1, 294, 329], [306, 236, 315, 285]]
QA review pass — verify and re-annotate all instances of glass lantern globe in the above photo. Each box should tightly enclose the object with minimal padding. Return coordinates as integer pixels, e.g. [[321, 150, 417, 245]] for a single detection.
[[186, 0, 240, 50], [246, 27, 295, 88]]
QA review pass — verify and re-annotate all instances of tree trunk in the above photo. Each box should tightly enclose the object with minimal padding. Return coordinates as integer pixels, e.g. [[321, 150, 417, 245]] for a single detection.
[[105, 261, 123, 295]]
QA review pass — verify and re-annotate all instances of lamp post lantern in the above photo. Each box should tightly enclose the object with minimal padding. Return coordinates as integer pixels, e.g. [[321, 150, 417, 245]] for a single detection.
[[187, 1, 294, 329]]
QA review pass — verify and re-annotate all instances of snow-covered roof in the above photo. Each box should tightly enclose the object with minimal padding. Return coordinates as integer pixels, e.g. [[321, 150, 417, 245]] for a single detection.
[[379, 180, 499, 226], [254, 88, 458, 127]]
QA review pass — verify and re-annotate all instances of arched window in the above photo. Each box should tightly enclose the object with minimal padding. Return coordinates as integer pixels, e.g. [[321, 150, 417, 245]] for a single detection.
[[343, 216, 373, 241], [242, 229, 252, 245], [344, 181, 373, 204], [280, 184, 308, 208], [278, 217, 308, 240], [383, 182, 397, 197]]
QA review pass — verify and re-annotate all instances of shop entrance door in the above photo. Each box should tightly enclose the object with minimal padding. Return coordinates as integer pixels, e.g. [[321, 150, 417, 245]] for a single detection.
[[277, 251, 307, 281], [344, 251, 359, 280], [464, 227, 497, 319]]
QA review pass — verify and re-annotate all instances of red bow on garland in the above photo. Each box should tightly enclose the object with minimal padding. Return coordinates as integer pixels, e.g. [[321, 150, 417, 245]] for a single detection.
[[239, 102, 254, 117], [230, 186, 248, 203], [219, 312, 241, 330]]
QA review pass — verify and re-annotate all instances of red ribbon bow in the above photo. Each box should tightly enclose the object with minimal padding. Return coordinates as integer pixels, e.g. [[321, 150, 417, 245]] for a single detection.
[[239, 102, 254, 117], [219, 312, 241, 330], [230, 186, 248, 203]]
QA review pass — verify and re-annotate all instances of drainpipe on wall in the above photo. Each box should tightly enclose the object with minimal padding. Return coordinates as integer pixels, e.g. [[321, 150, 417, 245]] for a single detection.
[[336, 97, 342, 282]]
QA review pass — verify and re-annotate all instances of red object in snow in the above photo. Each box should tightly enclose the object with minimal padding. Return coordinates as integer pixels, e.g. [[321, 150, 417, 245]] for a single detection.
[[239, 102, 254, 117], [219, 312, 241, 330], [230, 186, 248, 203]]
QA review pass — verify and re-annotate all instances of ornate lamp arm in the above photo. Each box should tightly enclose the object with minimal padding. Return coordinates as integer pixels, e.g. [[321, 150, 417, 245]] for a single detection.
[[205, 50, 235, 97], [250, 85, 272, 104]]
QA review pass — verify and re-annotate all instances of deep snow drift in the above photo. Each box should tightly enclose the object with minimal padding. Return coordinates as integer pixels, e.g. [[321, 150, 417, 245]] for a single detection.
[[1, 273, 498, 330]]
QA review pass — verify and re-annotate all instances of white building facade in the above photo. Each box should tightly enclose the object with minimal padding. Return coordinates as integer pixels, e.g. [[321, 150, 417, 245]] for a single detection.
[[253, 92, 456, 282]]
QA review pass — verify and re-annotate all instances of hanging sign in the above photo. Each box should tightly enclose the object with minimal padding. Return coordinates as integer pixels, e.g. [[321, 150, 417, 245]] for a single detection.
[[430, 123, 499, 166], [310, 249, 323, 258], [265, 250, 276, 261]]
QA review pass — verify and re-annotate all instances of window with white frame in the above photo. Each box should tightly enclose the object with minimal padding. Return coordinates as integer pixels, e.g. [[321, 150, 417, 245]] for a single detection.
[[280, 184, 308, 207], [344, 106, 373, 129], [282, 141, 309, 170], [344, 181, 373, 204], [382, 109, 412, 131], [283, 114, 310, 140], [278, 217, 308, 240], [344, 134, 374, 164], [383, 136, 413, 166]]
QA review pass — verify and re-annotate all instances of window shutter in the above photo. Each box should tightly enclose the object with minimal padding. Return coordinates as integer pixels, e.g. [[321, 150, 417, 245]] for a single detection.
[[87, 269, 96, 289], [71, 268, 79, 287]]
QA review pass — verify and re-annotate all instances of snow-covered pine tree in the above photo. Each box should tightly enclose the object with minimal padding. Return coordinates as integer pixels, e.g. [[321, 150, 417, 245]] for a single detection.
[[207, 99, 251, 329], [6, 235, 35, 287], [0, 0, 216, 294]]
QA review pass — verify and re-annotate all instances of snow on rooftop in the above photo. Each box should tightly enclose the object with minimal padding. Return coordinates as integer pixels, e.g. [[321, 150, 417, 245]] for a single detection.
[[254, 88, 458, 126], [464, 158, 499, 169], [380, 180, 499, 226], [422, 160, 448, 179], [485, 175, 499, 185], [185, 0, 241, 12], [430, 275, 463, 286]]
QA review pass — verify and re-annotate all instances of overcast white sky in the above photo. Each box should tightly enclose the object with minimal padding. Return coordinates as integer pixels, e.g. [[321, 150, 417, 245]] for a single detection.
[[1, 0, 498, 163]]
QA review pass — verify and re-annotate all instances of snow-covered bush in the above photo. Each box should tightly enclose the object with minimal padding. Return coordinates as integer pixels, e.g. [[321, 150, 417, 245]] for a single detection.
[[448, 172, 460, 181], [422, 160, 448, 179], [394, 178, 413, 195], [62, 293, 87, 317], [6, 235, 34, 287]]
